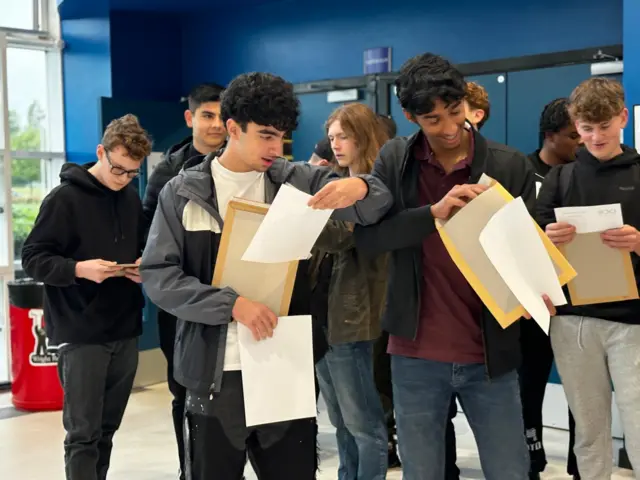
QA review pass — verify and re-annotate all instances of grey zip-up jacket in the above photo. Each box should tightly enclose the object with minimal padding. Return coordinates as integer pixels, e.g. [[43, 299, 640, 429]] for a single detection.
[[140, 154, 393, 395]]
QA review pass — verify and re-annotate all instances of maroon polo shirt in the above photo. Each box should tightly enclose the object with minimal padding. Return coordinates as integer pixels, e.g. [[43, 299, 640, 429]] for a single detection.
[[388, 132, 485, 364]]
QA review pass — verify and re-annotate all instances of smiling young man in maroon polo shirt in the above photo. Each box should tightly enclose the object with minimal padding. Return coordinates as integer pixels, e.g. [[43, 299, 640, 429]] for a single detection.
[[355, 53, 555, 480]]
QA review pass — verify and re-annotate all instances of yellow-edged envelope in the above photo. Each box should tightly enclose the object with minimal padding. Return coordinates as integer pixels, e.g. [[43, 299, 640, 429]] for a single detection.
[[436, 177, 577, 328]]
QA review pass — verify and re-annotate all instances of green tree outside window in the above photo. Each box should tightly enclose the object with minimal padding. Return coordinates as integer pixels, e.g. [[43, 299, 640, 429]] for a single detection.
[[11, 100, 45, 260]]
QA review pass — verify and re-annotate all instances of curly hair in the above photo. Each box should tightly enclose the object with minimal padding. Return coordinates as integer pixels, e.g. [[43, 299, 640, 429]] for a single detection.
[[395, 53, 466, 116], [101, 114, 152, 160], [538, 98, 572, 145], [221, 72, 300, 133], [569, 77, 625, 123], [465, 81, 491, 130]]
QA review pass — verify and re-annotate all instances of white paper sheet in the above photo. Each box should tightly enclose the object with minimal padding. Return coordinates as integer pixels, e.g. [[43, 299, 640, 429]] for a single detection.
[[238, 315, 317, 427], [480, 197, 567, 334], [554, 204, 623, 234], [478, 173, 494, 186], [241, 184, 334, 263]]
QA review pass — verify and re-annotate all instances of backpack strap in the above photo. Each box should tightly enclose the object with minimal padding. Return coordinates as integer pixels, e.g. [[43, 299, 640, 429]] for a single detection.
[[558, 162, 577, 203]]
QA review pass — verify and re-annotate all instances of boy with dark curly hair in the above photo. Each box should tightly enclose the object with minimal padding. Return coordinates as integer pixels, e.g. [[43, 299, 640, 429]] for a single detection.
[[140, 72, 392, 479]]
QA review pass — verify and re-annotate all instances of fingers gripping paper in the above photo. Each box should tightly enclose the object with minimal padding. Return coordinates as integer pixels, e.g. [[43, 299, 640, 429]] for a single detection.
[[554, 204, 638, 305], [238, 316, 317, 427], [436, 179, 576, 329], [479, 197, 568, 334], [213, 201, 317, 427], [242, 184, 334, 263]]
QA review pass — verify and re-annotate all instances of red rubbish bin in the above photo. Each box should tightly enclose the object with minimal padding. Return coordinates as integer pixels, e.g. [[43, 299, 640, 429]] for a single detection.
[[8, 278, 63, 411]]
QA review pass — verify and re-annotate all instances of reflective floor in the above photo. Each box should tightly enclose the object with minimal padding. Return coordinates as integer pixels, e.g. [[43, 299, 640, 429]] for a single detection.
[[0, 384, 633, 479]]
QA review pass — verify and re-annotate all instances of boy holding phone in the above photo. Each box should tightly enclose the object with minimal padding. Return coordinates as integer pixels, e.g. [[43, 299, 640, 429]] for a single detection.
[[22, 114, 152, 480]]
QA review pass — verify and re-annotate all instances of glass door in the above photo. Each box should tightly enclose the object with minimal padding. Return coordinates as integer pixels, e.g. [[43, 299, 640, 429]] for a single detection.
[[0, 33, 14, 383]]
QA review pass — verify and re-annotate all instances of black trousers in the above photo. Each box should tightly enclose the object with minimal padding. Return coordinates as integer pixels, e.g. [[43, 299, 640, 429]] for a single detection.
[[184, 372, 317, 480], [57, 339, 138, 480], [158, 309, 187, 479], [520, 319, 579, 476]]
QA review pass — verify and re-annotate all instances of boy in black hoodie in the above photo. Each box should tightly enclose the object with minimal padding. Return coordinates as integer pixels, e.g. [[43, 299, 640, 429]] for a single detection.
[[21, 114, 153, 480], [141, 82, 225, 479], [537, 78, 640, 478]]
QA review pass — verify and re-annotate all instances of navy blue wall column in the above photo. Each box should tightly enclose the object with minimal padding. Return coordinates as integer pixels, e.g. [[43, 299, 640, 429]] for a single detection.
[[60, 0, 112, 164], [109, 11, 183, 102], [623, 0, 640, 146]]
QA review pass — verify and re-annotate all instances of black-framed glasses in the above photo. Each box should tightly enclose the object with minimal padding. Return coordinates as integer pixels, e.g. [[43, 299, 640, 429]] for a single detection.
[[105, 150, 141, 179]]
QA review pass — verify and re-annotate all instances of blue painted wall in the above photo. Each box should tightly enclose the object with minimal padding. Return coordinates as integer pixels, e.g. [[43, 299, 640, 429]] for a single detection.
[[182, 0, 622, 87], [623, 0, 640, 145], [110, 11, 183, 102], [61, 16, 112, 165], [61, 8, 185, 165]]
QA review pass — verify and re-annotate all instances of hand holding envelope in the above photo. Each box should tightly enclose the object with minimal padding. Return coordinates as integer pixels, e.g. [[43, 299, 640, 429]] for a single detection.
[[430, 184, 489, 220], [522, 294, 557, 320], [435, 177, 576, 334], [551, 204, 639, 305], [545, 222, 577, 246], [601, 225, 640, 252]]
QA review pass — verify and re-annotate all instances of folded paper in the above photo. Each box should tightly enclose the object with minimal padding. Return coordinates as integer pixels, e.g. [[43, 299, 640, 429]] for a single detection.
[[436, 178, 576, 329]]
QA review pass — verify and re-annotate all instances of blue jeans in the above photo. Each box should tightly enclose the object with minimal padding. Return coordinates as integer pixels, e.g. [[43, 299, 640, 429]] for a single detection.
[[315, 340, 388, 480], [392, 356, 529, 480]]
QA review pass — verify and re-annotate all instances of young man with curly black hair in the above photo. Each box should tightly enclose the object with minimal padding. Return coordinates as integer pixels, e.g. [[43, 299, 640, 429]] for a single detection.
[[523, 98, 582, 480], [354, 53, 557, 480], [139, 72, 392, 480]]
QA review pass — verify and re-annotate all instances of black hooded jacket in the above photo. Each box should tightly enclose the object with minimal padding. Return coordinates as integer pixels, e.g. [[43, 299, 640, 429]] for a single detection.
[[536, 145, 640, 324], [142, 136, 227, 232], [21, 163, 145, 344]]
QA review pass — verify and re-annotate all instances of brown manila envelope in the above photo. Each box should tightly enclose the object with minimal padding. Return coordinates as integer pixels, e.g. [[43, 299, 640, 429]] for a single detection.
[[554, 205, 639, 306], [436, 176, 576, 328], [212, 197, 298, 315]]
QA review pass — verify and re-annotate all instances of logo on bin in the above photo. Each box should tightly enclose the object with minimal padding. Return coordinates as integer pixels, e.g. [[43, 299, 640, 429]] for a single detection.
[[28, 309, 58, 366]]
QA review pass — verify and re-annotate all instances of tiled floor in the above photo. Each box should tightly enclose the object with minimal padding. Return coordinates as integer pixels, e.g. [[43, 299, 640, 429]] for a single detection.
[[0, 384, 634, 479]]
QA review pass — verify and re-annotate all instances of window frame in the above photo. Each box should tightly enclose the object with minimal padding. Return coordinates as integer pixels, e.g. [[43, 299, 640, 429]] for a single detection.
[[0, 32, 13, 277], [0, 0, 66, 275], [0, 0, 53, 35], [0, 0, 64, 384]]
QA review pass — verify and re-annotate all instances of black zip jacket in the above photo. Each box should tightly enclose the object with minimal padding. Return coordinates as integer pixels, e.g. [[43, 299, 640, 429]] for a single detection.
[[142, 136, 226, 232], [354, 130, 536, 379], [21, 163, 145, 345], [536, 145, 640, 324]]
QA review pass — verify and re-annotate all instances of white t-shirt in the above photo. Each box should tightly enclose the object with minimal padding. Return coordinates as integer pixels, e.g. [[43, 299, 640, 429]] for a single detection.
[[211, 157, 265, 371]]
